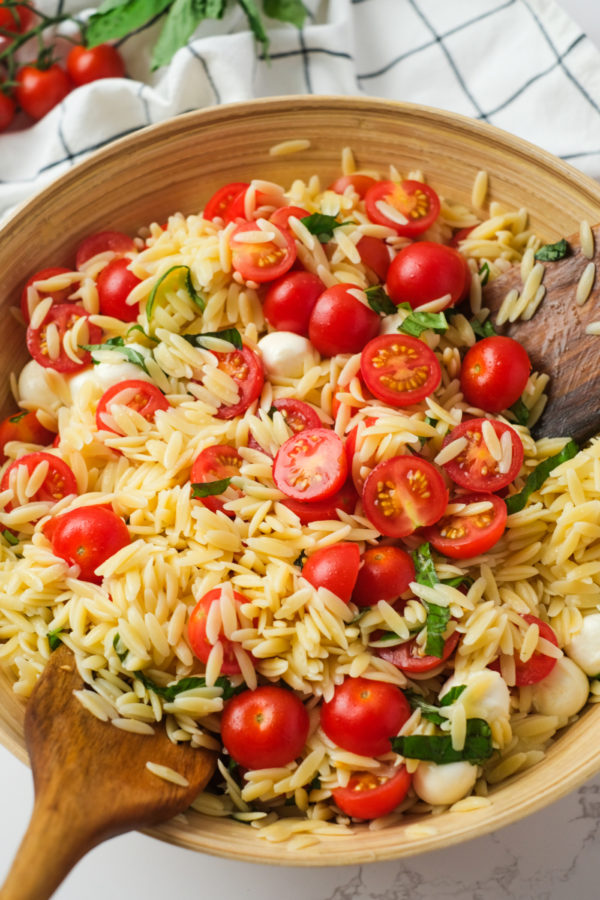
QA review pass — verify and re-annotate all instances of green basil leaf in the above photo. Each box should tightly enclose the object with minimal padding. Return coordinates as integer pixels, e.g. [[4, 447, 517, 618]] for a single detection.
[[191, 478, 232, 498], [47, 628, 63, 651], [441, 575, 473, 589], [399, 310, 448, 338], [237, 0, 269, 55], [478, 262, 490, 286], [263, 0, 306, 27], [8, 410, 27, 424], [411, 543, 450, 658], [505, 439, 579, 515], [80, 338, 150, 375], [365, 285, 397, 316], [86, 0, 174, 47], [534, 238, 569, 262], [113, 632, 128, 663], [2, 529, 19, 546], [146, 264, 205, 324], [439, 684, 467, 707], [411, 542, 439, 589], [293, 550, 307, 568], [470, 316, 497, 339], [391, 718, 493, 764], [404, 690, 445, 725], [151, 0, 226, 69], [183, 328, 243, 350], [127, 323, 159, 343], [300, 213, 348, 243], [509, 397, 530, 426]]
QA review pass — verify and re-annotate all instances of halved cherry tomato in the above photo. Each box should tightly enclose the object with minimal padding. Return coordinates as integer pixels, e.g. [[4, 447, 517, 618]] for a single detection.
[[320, 676, 410, 757], [490, 614, 559, 686], [95, 380, 170, 435], [377, 629, 461, 674], [190, 445, 242, 515], [247, 398, 321, 455], [357, 235, 391, 283], [221, 685, 309, 768], [75, 230, 135, 269], [422, 492, 507, 559], [360, 333, 441, 407], [460, 336, 531, 414], [281, 478, 358, 524], [344, 415, 378, 493], [202, 182, 249, 222], [210, 345, 264, 420], [188, 587, 254, 675], [26, 303, 102, 373], [44, 506, 130, 583], [229, 220, 296, 284], [20, 267, 74, 322], [332, 767, 412, 819], [329, 174, 377, 198], [352, 545, 415, 608], [386, 242, 469, 310], [0, 410, 55, 463], [269, 205, 310, 231], [302, 543, 360, 603], [97, 257, 141, 322], [308, 284, 380, 356], [273, 428, 347, 502], [362, 455, 448, 538], [365, 180, 440, 237], [1, 452, 77, 510], [263, 271, 324, 335], [441, 418, 524, 493], [225, 186, 277, 223]]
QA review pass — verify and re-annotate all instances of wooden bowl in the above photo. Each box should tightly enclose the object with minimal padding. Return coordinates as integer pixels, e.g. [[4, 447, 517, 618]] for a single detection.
[[1, 96, 600, 865]]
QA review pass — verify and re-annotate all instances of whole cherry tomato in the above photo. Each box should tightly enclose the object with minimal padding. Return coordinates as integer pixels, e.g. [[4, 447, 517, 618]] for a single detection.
[[332, 767, 412, 819], [460, 335, 531, 413], [66, 44, 125, 86], [44, 506, 130, 583], [0, 91, 15, 131], [221, 686, 309, 769], [386, 241, 469, 310], [302, 543, 361, 604], [15, 64, 71, 120], [320, 676, 410, 757], [351, 545, 415, 608]]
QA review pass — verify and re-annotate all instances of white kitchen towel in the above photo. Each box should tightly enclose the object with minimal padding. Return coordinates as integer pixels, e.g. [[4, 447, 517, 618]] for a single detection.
[[2, 0, 600, 220]]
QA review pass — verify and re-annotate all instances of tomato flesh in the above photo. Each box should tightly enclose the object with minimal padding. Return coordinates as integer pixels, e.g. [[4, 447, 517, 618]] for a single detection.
[[230, 220, 296, 283], [188, 587, 254, 675], [273, 428, 347, 502], [352, 545, 415, 608], [96, 380, 170, 435], [20, 267, 75, 323], [211, 345, 264, 420], [332, 767, 412, 819], [422, 492, 507, 559], [1, 452, 78, 510], [302, 543, 361, 604], [365, 180, 440, 237], [44, 506, 130, 582], [190, 444, 242, 515], [26, 303, 102, 373], [203, 182, 249, 222], [320, 676, 410, 757], [441, 418, 524, 493], [460, 336, 531, 414], [221, 685, 309, 769], [362, 455, 448, 538], [361, 333, 441, 407]]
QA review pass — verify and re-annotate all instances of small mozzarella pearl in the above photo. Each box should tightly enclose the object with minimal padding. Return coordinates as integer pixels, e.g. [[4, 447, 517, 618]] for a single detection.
[[257, 331, 319, 378], [413, 760, 478, 806], [68, 358, 154, 402], [565, 614, 600, 677], [18, 360, 62, 411], [440, 669, 511, 723], [531, 656, 589, 719]]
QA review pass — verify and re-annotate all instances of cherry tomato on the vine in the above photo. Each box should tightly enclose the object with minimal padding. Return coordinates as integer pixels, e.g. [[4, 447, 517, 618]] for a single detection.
[[490, 614, 559, 686], [75, 231, 135, 269], [221, 685, 309, 769], [0, 92, 15, 131], [15, 64, 71, 121], [377, 630, 461, 675], [460, 335, 531, 413], [263, 271, 324, 335], [26, 303, 102, 373], [302, 543, 361, 604], [308, 283, 380, 356], [187, 587, 255, 675], [66, 44, 125, 86], [0, 410, 55, 463], [97, 257, 141, 322], [351, 545, 415, 608], [440, 418, 524, 493], [273, 428, 347, 502], [44, 506, 130, 583], [386, 241, 469, 310], [332, 767, 412, 819], [362, 455, 448, 538], [360, 333, 442, 407], [0, 2, 34, 48], [320, 676, 410, 757], [95, 380, 170, 435], [422, 492, 507, 559], [365, 180, 440, 237]]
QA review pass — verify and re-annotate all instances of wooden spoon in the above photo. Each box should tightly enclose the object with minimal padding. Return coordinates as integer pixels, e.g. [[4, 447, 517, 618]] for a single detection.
[[0, 645, 216, 900], [482, 224, 600, 444]]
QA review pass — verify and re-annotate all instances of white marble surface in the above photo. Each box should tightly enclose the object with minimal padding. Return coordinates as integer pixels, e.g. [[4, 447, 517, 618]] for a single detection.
[[2, 1, 600, 897]]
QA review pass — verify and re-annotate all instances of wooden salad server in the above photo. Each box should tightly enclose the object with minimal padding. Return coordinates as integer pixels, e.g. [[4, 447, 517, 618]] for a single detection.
[[0, 645, 216, 900], [482, 224, 600, 444]]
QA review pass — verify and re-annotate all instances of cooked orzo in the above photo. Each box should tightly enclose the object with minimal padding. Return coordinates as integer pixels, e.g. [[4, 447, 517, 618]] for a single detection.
[[1, 154, 599, 843]]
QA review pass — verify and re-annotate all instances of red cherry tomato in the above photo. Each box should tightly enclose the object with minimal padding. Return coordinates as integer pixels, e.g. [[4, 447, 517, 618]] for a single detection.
[[352, 545, 415, 608], [302, 543, 361, 604], [203, 182, 249, 222], [460, 336, 531, 413], [281, 478, 358, 524], [320, 676, 411, 757], [344, 415, 378, 494], [66, 44, 125, 86], [75, 231, 135, 269], [221, 685, 309, 769], [386, 242, 469, 310], [20, 267, 75, 323], [0, 410, 56, 463], [269, 205, 310, 230], [26, 303, 102, 373], [273, 428, 347, 502], [95, 380, 170, 435], [209, 345, 264, 420], [308, 284, 380, 356], [0, 2, 34, 48], [422, 492, 507, 559], [329, 174, 378, 198], [449, 226, 475, 247], [362, 455, 448, 538], [229, 220, 296, 284], [360, 333, 442, 407], [189, 444, 242, 516], [263, 271, 325, 335], [247, 399, 322, 455], [441, 418, 524, 493], [15, 64, 71, 120], [1, 452, 78, 510], [365, 180, 440, 237], [225, 186, 276, 223], [332, 767, 412, 819], [43, 506, 130, 583], [357, 235, 391, 283], [490, 614, 559, 686], [377, 630, 461, 674], [0, 91, 15, 131], [97, 257, 141, 322], [187, 587, 254, 675]]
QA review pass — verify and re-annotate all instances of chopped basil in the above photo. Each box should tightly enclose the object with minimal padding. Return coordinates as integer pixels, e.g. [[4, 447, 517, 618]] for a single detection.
[[1, 529, 19, 546], [509, 397, 530, 426], [478, 262, 490, 286], [146, 264, 205, 324], [47, 628, 63, 651], [425, 415, 437, 428], [80, 336, 150, 374], [8, 410, 27, 424], [470, 316, 497, 339], [505, 439, 579, 515], [534, 238, 569, 262], [441, 575, 473, 589], [411, 543, 450, 658], [391, 718, 493, 764], [183, 328, 243, 351], [405, 685, 467, 724], [127, 323, 159, 343], [366, 285, 398, 316], [293, 550, 307, 568], [191, 478, 232, 498], [399, 309, 449, 338], [299, 213, 349, 243]]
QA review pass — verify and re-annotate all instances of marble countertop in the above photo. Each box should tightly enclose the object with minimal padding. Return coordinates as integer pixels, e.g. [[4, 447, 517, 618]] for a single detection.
[[2, 2, 600, 897]]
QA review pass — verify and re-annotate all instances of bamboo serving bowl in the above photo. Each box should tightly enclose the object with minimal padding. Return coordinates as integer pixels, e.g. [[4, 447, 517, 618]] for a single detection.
[[1, 96, 600, 866]]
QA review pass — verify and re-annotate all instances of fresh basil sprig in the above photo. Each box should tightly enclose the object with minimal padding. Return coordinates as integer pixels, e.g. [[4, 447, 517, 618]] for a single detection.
[[470, 316, 497, 339], [411, 543, 451, 658], [391, 718, 493, 765], [509, 397, 530, 426], [534, 238, 569, 262], [505, 439, 579, 515]]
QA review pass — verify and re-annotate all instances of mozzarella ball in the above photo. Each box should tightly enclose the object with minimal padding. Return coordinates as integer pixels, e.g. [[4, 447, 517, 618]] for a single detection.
[[257, 331, 319, 378], [68, 358, 154, 403], [531, 656, 590, 719], [413, 760, 478, 806], [18, 360, 63, 411], [565, 614, 600, 677], [440, 668, 511, 724]]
